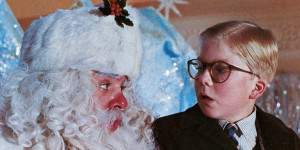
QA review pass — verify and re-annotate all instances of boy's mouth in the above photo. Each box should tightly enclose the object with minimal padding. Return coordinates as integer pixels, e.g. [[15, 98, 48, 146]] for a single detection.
[[201, 95, 213, 100]]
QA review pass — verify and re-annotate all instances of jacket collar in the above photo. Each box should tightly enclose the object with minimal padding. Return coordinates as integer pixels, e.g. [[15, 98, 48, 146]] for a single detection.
[[255, 105, 296, 150], [178, 104, 206, 129], [178, 104, 238, 150], [176, 104, 298, 150]]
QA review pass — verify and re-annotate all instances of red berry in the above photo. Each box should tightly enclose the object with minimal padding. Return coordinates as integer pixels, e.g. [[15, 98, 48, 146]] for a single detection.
[[116, 4, 120, 8], [116, 12, 120, 16], [118, 8, 122, 12], [110, 0, 116, 3], [111, 3, 115, 8], [111, 7, 115, 11], [111, 12, 115, 15]]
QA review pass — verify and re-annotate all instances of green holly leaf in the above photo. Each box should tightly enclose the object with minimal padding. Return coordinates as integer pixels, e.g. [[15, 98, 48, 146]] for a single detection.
[[103, 0, 110, 8], [119, 15, 133, 27], [123, 19, 133, 26], [119, 0, 126, 8], [121, 9, 129, 16], [115, 16, 124, 28], [99, 7, 111, 16]]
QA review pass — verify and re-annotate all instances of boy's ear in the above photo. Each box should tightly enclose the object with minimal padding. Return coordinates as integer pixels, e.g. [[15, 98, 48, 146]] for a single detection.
[[250, 78, 268, 99]]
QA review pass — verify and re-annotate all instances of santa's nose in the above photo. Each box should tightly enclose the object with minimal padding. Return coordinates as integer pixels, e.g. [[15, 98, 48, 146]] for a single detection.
[[109, 92, 128, 109]]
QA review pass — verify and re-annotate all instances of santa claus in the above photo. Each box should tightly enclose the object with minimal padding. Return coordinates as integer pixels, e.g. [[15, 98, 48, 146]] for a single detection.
[[0, 2, 155, 150]]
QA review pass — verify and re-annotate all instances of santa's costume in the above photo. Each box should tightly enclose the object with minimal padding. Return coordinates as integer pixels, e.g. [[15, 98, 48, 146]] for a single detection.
[[0, 2, 155, 150]]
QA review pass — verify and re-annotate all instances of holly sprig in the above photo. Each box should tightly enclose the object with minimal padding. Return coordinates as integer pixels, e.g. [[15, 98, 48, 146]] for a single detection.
[[99, 0, 133, 28]]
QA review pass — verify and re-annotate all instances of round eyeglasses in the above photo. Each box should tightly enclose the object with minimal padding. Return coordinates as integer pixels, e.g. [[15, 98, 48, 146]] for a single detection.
[[187, 59, 260, 83]]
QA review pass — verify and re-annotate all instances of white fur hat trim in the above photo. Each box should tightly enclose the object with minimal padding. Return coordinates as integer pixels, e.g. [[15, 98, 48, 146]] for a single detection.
[[20, 6, 143, 80]]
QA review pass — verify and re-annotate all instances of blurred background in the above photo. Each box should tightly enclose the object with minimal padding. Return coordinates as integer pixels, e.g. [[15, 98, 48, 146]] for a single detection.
[[1, 0, 299, 135]]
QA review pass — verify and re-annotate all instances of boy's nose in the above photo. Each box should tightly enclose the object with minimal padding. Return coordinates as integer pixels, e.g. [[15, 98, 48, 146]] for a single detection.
[[108, 92, 128, 109], [197, 68, 213, 86]]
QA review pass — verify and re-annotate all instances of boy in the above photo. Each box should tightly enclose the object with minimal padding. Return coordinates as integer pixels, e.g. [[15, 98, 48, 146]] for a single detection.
[[153, 20, 300, 150]]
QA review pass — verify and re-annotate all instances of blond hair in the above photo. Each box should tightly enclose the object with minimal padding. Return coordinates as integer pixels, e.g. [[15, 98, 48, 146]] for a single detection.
[[200, 20, 278, 83]]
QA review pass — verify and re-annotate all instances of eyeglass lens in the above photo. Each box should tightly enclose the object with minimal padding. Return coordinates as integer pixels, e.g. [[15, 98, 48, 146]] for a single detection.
[[188, 60, 231, 83]]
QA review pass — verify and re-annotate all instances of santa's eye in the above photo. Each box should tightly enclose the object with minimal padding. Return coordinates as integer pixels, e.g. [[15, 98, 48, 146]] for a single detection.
[[99, 84, 108, 90], [121, 86, 126, 91], [121, 78, 130, 91]]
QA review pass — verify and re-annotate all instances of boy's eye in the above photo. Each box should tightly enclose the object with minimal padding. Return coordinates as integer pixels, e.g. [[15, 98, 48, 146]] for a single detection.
[[196, 66, 204, 71], [215, 66, 228, 74], [99, 84, 108, 90], [213, 63, 229, 74], [195, 64, 205, 74]]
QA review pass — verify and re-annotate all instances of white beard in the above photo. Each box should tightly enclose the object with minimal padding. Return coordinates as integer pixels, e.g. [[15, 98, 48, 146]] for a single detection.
[[43, 109, 155, 150], [0, 70, 155, 150], [0, 108, 155, 150], [78, 123, 153, 150]]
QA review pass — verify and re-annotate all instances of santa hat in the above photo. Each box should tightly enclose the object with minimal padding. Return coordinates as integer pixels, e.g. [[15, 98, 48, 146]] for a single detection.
[[20, 6, 143, 80]]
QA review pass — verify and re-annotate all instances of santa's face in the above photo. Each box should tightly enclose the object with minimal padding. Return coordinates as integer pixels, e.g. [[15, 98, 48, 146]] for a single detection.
[[92, 71, 129, 131]]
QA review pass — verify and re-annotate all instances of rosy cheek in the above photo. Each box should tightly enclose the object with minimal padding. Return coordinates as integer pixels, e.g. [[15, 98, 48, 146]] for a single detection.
[[214, 83, 235, 100], [194, 81, 202, 92], [93, 90, 109, 110]]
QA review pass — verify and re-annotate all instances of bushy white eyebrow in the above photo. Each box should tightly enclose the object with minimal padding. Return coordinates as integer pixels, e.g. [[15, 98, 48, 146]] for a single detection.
[[96, 72, 120, 79]]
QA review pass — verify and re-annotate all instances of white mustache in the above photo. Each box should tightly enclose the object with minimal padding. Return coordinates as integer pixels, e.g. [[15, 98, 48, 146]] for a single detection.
[[92, 109, 123, 128]]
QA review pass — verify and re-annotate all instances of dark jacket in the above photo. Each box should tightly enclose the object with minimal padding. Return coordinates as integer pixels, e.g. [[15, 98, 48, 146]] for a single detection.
[[152, 104, 300, 150]]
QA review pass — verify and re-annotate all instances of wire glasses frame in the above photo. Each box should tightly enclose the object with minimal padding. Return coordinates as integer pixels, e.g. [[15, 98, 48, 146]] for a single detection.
[[187, 59, 260, 83]]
